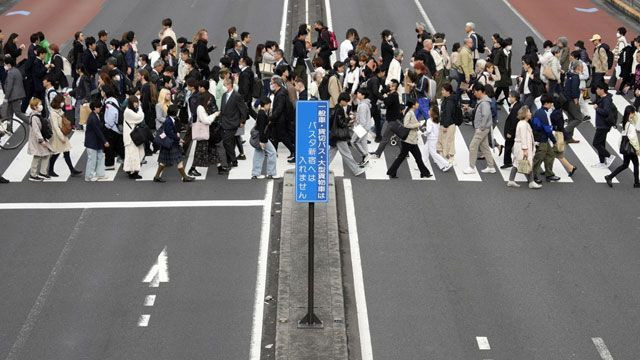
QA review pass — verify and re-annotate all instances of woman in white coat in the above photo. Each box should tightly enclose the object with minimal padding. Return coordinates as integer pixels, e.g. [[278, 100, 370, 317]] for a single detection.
[[123, 95, 146, 179], [47, 94, 82, 177], [420, 107, 452, 172], [507, 105, 542, 189]]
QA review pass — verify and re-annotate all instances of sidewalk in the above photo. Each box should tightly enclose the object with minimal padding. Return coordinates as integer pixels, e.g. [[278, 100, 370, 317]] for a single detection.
[[605, 0, 640, 22]]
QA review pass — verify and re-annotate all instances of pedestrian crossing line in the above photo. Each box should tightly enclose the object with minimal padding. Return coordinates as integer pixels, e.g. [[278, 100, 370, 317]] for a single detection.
[[452, 128, 482, 181], [47, 130, 86, 182], [183, 140, 208, 181], [228, 119, 255, 180], [567, 128, 618, 184], [592, 337, 614, 360], [137, 153, 160, 181], [99, 162, 121, 182], [2, 142, 31, 182], [365, 140, 389, 180], [331, 151, 345, 177], [492, 127, 528, 182]]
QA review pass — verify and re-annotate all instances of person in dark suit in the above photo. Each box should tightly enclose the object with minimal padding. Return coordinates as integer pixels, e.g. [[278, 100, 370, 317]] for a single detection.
[[21, 33, 41, 111], [138, 54, 153, 74], [70, 31, 85, 82], [270, 75, 295, 162], [2, 57, 30, 128], [30, 47, 48, 103], [238, 56, 257, 115], [218, 77, 248, 167], [95, 30, 109, 69], [226, 39, 243, 73], [518, 56, 544, 112], [501, 90, 522, 169], [82, 36, 98, 80]]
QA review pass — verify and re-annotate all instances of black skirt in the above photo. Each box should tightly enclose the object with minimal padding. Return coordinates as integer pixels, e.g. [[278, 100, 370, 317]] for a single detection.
[[191, 140, 219, 167]]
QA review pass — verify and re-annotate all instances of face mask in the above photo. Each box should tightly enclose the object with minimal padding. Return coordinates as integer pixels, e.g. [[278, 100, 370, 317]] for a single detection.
[[270, 84, 276, 92], [387, 36, 393, 41], [616, 32, 621, 38], [506, 45, 512, 51], [134, 105, 139, 111], [359, 62, 365, 67], [3, 65, 8, 71], [524, 40, 528, 46], [36, 105, 43, 112], [409, 61, 415, 68]]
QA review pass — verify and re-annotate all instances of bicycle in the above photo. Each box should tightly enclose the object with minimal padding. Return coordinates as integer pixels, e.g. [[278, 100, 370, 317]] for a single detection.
[[0, 117, 28, 150]]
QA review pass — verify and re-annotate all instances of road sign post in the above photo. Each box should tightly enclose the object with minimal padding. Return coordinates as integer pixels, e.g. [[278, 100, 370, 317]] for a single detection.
[[295, 101, 330, 329]]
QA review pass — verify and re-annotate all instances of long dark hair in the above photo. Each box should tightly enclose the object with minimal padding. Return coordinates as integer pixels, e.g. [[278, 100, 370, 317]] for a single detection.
[[525, 36, 538, 54], [127, 95, 139, 111], [622, 105, 636, 129]]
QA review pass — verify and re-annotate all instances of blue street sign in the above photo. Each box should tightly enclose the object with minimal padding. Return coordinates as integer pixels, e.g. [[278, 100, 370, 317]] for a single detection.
[[295, 101, 330, 203]]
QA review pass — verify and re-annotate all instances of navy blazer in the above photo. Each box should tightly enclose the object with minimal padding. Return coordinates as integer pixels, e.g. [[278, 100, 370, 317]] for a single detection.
[[162, 116, 180, 147], [84, 112, 107, 150]]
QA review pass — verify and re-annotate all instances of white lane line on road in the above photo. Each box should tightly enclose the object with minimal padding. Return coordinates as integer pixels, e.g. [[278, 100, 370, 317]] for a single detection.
[[279, 0, 289, 52], [144, 295, 156, 307], [500, 0, 545, 41], [305, 0, 309, 24], [412, 0, 437, 33], [476, 336, 491, 350], [4, 209, 89, 360], [249, 180, 273, 360], [343, 179, 373, 360], [592, 337, 614, 360], [0, 199, 265, 210], [137, 314, 150, 327]]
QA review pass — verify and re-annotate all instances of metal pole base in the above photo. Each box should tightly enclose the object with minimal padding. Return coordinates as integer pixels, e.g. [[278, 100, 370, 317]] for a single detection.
[[298, 312, 323, 329]]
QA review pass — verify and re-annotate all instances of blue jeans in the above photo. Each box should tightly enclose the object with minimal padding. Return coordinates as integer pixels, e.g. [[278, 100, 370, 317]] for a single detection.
[[251, 140, 277, 176], [85, 148, 105, 179], [415, 97, 431, 120]]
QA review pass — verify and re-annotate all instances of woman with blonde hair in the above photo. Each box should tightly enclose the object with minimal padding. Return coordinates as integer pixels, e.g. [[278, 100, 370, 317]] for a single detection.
[[192, 29, 216, 79], [155, 88, 172, 130]]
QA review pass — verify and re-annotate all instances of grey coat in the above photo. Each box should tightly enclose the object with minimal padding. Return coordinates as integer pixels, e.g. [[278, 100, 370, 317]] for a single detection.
[[473, 96, 492, 130], [3, 67, 26, 102]]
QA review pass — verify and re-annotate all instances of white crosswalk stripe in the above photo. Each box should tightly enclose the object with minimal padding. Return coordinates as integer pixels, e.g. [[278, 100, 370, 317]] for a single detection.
[[452, 128, 482, 181], [48, 131, 86, 182], [228, 118, 255, 180], [365, 140, 389, 180]]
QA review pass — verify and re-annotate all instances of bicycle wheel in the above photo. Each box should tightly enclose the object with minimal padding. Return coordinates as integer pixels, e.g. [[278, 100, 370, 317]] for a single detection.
[[0, 118, 28, 150]]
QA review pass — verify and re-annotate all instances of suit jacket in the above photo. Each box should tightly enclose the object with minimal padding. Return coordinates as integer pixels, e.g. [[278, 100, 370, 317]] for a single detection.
[[3, 67, 26, 101], [218, 90, 248, 130], [162, 116, 180, 146], [96, 40, 109, 67], [83, 49, 98, 76], [238, 67, 254, 103], [504, 101, 522, 138], [226, 48, 242, 73], [30, 58, 47, 94]]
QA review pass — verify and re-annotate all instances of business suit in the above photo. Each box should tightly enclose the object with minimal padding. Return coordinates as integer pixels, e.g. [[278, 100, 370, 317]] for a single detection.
[[270, 87, 295, 155], [218, 90, 248, 166], [2, 67, 29, 125]]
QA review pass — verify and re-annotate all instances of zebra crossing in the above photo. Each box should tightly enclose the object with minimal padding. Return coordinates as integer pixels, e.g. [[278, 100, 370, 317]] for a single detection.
[[0, 92, 637, 184]]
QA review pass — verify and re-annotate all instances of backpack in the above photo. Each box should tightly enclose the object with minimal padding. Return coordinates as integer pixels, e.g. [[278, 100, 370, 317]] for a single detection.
[[489, 98, 498, 126], [599, 43, 614, 69], [328, 31, 338, 51], [606, 97, 618, 127], [452, 97, 464, 126], [32, 114, 53, 140], [318, 74, 332, 100], [252, 74, 262, 99], [474, 33, 486, 54], [618, 45, 634, 68]]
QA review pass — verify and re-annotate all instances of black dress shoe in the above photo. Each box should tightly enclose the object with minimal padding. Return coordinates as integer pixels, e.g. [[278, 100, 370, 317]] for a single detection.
[[388, 174, 398, 179], [421, 173, 432, 178], [218, 166, 229, 175], [71, 169, 83, 176], [181, 176, 195, 182], [0, 176, 9, 184], [230, 162, 238, 167], [546, 175, 561, 182], [237, 154, 247, 160], [534, 177, 542, 184], [48, 171, 59, 177], [287, 158, 295, 163], [153, 176, 166, 183], [569, 167, 577, 177], [604, 175, 613, 188], [188, 168, 201, 177], [500, 164, 512, 169]]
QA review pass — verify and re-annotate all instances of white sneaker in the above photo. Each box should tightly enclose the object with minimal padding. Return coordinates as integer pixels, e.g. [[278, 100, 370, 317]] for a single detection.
[[591, 162, 607, 169], [529, 181, 542, 189], [442, 164, 452, 172], [463, 167, 477, 174], [606, 155, 616, 167], [481, 167, 496, 174], [507, 181, 520, 188]]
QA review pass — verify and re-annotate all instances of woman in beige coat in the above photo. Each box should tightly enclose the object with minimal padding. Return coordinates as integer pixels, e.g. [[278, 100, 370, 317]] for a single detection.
[[386, 98, 432, 179], [47, 94, 82, 177], [507, 105, 542, 189], [26, 98, 52, 181], [123, 95, 146, 179]]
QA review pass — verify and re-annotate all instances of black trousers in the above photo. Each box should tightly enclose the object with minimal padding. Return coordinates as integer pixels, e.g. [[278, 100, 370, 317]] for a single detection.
[[591, 72, 605, 94], [372, 104, 382, 139], [49, 151, 74, 173], [503, 137, 515, 166], [222, 129, 238, 165], [387, 141, 431, 177], [105, 128, 124, 166], [592, 128, 610, 163], [273, 124, 295, 156], [609, 153, 639, 184]]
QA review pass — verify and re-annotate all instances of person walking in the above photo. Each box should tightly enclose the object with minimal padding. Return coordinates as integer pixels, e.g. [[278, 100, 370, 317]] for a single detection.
[[563, 61, 585, 143], [153, 105, 194, 182], [47, 94, 82, 177], [1, 56, 30, 127], [26, 98, 52, 182], [590, 34, 608, 94], [421, 106, 452, 172], [506, 105, 542, 189], [605, 106, 639, 188], [123, 95, 145, 179], [84, 99, 109, 181], [102, 86, 124, 170], [550, 104, 577, 177], [330, 93, 365, 177], [501, 90, 522, 169], [386, 97, 432, 179], [592, 83, 616, 168], [351, 87, 372, 165], [437, 84, 457, 164], [463, 84, 496, 174], [251, 97, 278, 179], [371, 79, 402, 158], [189, 92, 223, 176], [531, 94, 560, 183]]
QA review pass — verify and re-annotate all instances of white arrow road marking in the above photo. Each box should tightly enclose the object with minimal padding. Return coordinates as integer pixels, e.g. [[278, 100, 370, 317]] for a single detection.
[[476, 336, 491, 350], [5, 10, 31, 16], [143, 247, 169, 288], [575, 7, 598, 12]]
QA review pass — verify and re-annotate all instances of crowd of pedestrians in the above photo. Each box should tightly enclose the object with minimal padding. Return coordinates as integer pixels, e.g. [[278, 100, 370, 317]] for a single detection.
[[0, 18, 639, 187]]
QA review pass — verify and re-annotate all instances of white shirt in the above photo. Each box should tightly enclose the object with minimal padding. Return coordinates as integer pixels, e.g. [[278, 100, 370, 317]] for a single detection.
[[431, 49, 444, 71], [339, 39, 353, 63], [343, 67, 360, 94], [149, 51, 160, 67], [523, 72, 531, 95]]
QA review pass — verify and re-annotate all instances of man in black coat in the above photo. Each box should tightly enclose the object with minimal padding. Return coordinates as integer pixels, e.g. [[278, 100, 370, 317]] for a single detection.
[[415, 39, 436, 76], [30, 47, 48, 103], [501, 90, 522, 169], [82, 36, 99, 79], [312, 21, 332, 70], [226, 40, 243, 73], [270, 75, 296, 161], [96, 30, 110, 69], [71, 31, 85, 82], [238, 57, 257, 119], [366, 66, 386, 141], [218, 77, 248, 167]]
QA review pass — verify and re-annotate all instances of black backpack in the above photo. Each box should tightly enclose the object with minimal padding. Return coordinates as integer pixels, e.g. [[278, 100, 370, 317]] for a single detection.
[[32, 114, 53, 140], [475, 33, 486, 54], [606, 98, 618, 127], [599, 43, 614, 69], [252, 74, 262, 99], [318, 74, 332, 100], [452, 97, 464, 126], [618, 45, 634, 69]]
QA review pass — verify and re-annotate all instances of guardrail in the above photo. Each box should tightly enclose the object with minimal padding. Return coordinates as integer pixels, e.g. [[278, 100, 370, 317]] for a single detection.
[[606, 0, 640, 22]]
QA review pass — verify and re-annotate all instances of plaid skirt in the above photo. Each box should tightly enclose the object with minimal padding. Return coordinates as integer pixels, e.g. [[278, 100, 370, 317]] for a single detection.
[[158, 144, 183, 166]]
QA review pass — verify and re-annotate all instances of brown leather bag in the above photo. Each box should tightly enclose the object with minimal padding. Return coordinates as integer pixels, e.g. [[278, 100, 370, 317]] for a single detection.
[[60, 115, 73, 136]]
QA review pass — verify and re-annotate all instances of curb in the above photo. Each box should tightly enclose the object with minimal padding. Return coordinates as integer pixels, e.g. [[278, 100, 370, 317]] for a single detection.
[[605, 0, 640, 22]]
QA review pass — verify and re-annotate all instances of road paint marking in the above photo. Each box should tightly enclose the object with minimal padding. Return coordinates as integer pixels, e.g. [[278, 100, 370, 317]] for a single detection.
[[331, 151, 345, 177], [143, 247, 169, 288], [2, 142, 31, 182], [412, 0, 437, 33], [500, 0, 545, 41], [305, 0, 309, 24], [453, 128, 483, 181], [249, 180, 273, 360], [476, 336, 491, 350], [566, 128, 618, 183], [575, 7, 598, 12], [592, 337, 614, 360], [343, 179, 373, 360], [5, 10, 31, 16], [365, 141, 389, 180], [279, 0, 289, 51], [137, 314, 150, 327], [3, 209, 89, 360], [144, 295, 156, 306], [0, 199, 265, 210], [228, 118, 256, 180]]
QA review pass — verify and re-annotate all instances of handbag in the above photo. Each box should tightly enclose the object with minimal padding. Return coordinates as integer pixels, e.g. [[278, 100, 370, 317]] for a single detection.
[[517, 157, 532, 174], [620, 136, 636, 156], [553, 130, 565, 153], [249, 127, 261, 149], [259, 62, 274, 75], [153, 131, 173, 149], [128, 122, 153, 146], [60, 115, 73, 136], [542, 64, 556, 81], [388, 120, 410, 141], [192, 121, 210, 141]]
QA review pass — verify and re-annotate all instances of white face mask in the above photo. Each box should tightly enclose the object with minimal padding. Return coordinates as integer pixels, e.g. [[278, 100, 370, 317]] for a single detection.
[[387, 36, 393, 41], [409, 61, 415, 68], [270, 83, 276, 92], [359, 62, 365, 67], [616, 32, 621, 38], [506, 45, 512, 51], [36, 104, 43, 112], [524, 40, 528, 46], [3, 65, 9, 71]]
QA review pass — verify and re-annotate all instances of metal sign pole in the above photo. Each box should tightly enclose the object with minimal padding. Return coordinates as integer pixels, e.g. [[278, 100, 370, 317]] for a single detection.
[[299, 202, 322, 328]]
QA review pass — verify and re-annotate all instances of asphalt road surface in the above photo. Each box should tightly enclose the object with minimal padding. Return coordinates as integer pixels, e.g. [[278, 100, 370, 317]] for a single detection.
[[1, 0, 640, 359]]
